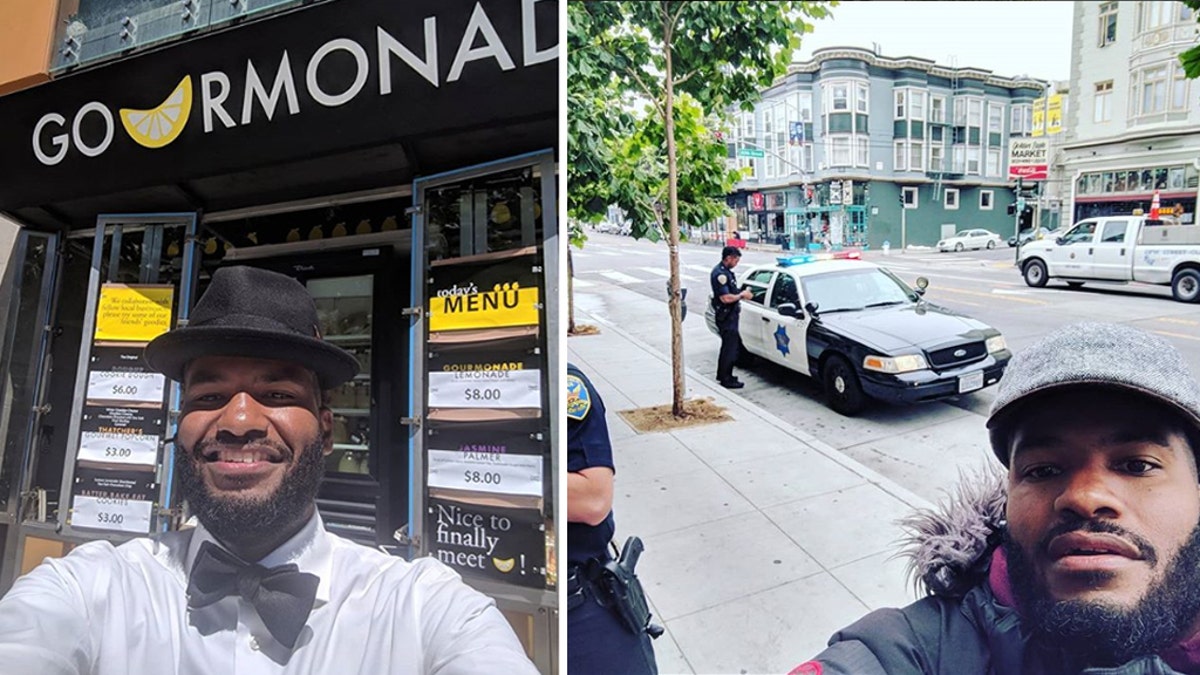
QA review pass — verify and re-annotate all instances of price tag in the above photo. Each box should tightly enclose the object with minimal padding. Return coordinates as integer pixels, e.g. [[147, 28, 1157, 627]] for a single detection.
[[86, 371, 165, 406], [427, 449, 543, 496], [428, 369, 541, 409], [77, 431, 160, 466], [71, 495, 153, 534]]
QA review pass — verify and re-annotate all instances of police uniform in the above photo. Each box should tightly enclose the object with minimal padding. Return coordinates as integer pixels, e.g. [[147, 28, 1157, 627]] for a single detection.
[[710, 261, 744, 385], [566, 365, 657, 675]]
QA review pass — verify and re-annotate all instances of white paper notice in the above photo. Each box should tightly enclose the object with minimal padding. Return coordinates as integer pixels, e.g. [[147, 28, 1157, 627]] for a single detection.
[[77, 431, 160, 466], [427, 449, 543, 496], [86, 371, 166, 406], [71, 495, 153, 534], [427, 369, 541, 409]]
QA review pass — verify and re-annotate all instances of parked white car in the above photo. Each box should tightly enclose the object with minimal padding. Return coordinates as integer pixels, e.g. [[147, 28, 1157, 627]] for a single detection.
[[937, 229, 1003, 252]]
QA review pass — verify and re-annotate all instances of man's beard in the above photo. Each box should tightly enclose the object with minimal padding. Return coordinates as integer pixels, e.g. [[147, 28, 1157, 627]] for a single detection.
[[1004, 518, 1200, 666], [175, 435, 326, 552]]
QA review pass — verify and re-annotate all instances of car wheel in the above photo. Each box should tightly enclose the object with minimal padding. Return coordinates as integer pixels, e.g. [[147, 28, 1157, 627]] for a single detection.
[[954, 242, 964, 252], [1023, 259, 1048, 288], [1172, 269, 1200, 303], [823, 355, 866, 416], [986, 240, 995, 250]]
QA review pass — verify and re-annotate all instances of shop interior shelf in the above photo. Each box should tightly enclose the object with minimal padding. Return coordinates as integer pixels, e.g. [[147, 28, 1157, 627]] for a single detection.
[[333, 443, 369, 452]]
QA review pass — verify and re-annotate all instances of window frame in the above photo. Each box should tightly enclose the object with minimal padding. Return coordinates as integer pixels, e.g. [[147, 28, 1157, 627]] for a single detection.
[[828, 134, 853, 167], [929, 143, 945, 172], [986, 148, 1001, 177], [1099, 1, 1118, 46], [986, 102, 1003, 134], [909, 141, 925, 172], [743, 269, 775, 306], [1094, 80, 1113, 122], [902, 186, 919, 209], [944, 188, 960, 210], [980, 190, 994, 210], [894, 140, 907, 171], [895, 89, 906, 120], [855, 81, 869, 114], [930, 95, 946, 124]]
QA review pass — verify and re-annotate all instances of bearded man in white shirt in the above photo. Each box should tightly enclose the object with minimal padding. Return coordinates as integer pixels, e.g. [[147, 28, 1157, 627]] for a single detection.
[[0, 265, 538, 675]]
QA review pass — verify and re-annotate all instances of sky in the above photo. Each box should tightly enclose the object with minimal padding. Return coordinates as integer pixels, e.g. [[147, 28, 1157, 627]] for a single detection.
[[795, 1, 1075, 83]]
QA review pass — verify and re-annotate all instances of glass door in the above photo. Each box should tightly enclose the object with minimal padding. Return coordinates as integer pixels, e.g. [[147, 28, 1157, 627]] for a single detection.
[[309, 275, 374, 477]]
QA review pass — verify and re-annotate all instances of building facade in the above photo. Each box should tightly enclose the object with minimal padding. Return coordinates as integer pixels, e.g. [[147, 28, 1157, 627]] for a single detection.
[[1061, 0, 1200, 224], [726, 47, 1051, 250]]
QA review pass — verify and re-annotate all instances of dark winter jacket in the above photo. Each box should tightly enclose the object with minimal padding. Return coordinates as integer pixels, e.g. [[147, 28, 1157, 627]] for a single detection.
[[797, 471, 1200, 675]]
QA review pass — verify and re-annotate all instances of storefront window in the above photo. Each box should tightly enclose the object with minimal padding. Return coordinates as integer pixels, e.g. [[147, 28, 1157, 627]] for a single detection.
[[425, 167, 543, 261]]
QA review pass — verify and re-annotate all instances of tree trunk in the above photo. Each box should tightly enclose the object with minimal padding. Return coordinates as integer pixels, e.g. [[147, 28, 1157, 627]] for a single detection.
[[663, 9, 685, 418], [567, 246, 576, 334]]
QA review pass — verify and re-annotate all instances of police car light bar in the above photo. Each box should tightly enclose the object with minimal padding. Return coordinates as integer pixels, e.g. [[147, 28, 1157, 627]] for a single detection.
[[776, 250, 862, 267]]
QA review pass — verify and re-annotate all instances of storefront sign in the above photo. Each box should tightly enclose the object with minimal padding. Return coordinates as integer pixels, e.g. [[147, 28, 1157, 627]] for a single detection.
[[427, 369, 541, 409], [71, 495, 154, 534], [77, 431, 161, 467], [748, 192, 765, 211], [426, 498, 545, 588], [428, 249, 540, 331], [1008, 138, 1049, 181], [93, 284, 174, 342], [85, 370, 167, 407], [0, 0, 557, 210], [427, 450, 542, 496]]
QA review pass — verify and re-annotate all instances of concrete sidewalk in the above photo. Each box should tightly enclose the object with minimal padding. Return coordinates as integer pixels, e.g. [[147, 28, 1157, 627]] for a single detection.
[[569, 309, 938, 674]]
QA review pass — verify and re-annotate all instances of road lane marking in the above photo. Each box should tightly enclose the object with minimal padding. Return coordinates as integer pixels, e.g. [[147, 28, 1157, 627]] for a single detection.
[[684, 264, 712, 273], [931, 287, 1049, 305], [1153, 329, 1200, 342], [1157, 317, 1200, 326], [597, 270, 641, 284], [638, 267, 671, 277], [572, 278, 595, 288]]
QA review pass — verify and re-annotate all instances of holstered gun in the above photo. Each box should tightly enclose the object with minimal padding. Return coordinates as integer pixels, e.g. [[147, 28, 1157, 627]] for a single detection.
[[586, 536, 664, 639]]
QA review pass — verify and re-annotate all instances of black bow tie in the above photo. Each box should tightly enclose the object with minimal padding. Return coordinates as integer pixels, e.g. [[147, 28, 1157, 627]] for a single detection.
[[186, 540, 319, 649]]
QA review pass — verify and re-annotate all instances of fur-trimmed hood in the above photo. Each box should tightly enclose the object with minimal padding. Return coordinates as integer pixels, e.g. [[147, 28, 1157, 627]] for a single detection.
[[897, 468, 1008, 599]]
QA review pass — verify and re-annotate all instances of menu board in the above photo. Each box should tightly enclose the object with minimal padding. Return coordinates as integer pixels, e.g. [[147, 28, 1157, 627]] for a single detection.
[[424, 248, 548, 588], [69, 284, 174, 534]]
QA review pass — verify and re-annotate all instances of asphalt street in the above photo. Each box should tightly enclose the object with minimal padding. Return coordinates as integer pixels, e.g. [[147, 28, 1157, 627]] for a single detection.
[[570, 230, 1200, 502]]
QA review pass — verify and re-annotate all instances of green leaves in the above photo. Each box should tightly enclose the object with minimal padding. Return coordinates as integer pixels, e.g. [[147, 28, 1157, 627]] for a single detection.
[[1182, 0, 1200, 79]]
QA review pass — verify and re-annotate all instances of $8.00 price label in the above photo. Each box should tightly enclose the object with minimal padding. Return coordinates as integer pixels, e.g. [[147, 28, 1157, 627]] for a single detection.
[[427, 369, 541, 409], [71, 495, 153, 534], [78, 432, 160, 466], [427, 449, 542, 496]]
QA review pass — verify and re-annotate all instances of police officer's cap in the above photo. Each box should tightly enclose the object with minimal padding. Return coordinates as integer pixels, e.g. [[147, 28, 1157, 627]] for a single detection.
[[721, 246, 742, 259]]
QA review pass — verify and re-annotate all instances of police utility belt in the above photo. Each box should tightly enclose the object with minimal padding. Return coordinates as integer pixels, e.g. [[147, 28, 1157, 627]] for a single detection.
[[566, 536, 664, 639]]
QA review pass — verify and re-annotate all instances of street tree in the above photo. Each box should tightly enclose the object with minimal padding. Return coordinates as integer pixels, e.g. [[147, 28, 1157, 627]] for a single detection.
[[569, 0, 834, 416], [1182, 0, 1200, 78]]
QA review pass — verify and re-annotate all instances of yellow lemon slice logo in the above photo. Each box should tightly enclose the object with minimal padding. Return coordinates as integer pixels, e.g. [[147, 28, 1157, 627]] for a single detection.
[[119, 76, 193, 149], [492, 557, 515, 573]]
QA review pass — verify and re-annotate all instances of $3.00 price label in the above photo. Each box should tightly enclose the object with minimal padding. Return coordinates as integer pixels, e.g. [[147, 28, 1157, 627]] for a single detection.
[[77, 431, 160, 466], [71, 495, 153, 534], [86, 371, 165, 405], [426, 449, 543, 496], [427, 369, 541, 409]]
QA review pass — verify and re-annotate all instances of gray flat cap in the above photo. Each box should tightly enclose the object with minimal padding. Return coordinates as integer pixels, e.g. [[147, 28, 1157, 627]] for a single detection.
[[987, 321, 1200, 466]]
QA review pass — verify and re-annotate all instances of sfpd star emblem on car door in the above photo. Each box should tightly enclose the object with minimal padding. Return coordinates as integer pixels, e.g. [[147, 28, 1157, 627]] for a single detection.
[[774, 324, 791, 356]]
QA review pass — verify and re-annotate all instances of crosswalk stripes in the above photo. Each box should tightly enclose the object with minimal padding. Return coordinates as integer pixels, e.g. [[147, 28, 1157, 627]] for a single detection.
[[638, 267, 670, 277], [597, 270, 642, 284], [572, 278, 595, 288]]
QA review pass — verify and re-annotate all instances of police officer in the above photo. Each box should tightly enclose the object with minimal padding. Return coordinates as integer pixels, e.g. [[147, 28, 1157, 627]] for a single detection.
[[566, 364, 657, 675], [711, 245, 752, 389]]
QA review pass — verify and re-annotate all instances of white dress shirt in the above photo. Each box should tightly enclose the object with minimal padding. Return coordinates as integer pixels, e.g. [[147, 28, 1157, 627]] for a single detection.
[[0, 513, 539, 674]]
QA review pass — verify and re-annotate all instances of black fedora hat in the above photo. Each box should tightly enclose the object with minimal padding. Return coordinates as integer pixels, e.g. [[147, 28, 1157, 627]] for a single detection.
[[144, 266, 359, 389]]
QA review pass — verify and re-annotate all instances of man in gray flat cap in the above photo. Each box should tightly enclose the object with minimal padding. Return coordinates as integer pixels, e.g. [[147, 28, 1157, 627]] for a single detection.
[[792, 322, 1200, 675]]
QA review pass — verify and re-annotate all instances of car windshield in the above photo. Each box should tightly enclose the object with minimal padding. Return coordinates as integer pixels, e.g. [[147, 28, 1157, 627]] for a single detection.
[[955, 231, 971, 238], [801, 267, 917, 313]]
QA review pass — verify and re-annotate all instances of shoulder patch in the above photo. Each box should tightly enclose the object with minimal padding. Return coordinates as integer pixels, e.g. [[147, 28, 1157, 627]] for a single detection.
[[788, 663, 823, 675], [717, 273, 728, 285], [566, 374, 591, 421]]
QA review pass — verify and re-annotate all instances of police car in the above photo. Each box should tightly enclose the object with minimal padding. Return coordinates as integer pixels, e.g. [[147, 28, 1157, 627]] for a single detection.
[[706, 252, 1011, 415]]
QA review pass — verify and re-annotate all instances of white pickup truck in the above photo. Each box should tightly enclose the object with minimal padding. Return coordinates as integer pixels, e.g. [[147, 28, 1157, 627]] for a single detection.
[[1017, 215, 1200, 303]]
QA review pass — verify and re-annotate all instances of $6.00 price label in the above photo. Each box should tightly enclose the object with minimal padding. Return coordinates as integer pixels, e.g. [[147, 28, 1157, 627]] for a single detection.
[[427, 369, 541, 409], [71, 495, 153, 534], [78, 432, 160, 466], [86, 371, 165, 405]]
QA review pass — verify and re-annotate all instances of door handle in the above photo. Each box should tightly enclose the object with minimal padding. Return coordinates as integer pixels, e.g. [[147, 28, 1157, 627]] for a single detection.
[[761, 316, 770, 322], [1121, 248, 1126, 256], [1088, 248, 1094, 255]]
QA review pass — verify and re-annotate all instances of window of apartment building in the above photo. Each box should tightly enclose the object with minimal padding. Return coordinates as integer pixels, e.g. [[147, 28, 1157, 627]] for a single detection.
[[1172, 62, 1189, 110], [855, 136, 869, 167], [739, 157, 757, 180], [909, 141, 925, 171], [911, 91, 926, 121], [788, 143, 814, 174], [944, 188, 960, 209], [1010, 105, 1025, 133], [1099, 1, 1118, 46], [954, 98, 967, 125], [987, 102, 1003, 134], [742, 111, 755, 139], [828, 135, 852, 166], [967, 146, 981, 175], [895, 90, 906, 119], [830, 82, 850, 112], [1182, 2, 1194, 21], [1138, 0, 1173, 32], [763, 108, 775, 178], [930, 144, 945, 172], [986, 148, 1001, 177], [902, 186, 919, 208], [1140, 64, 1169, 115], [952, 145, 966, 173], [980, 190, 994, 210], [967, 98, 983, 128], [791, 91, 815, 123], [1094, 80, 1113, 122], [930, 95, 946, 123], [894, 140, 907, 171], [856, 82, 869, 113]]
